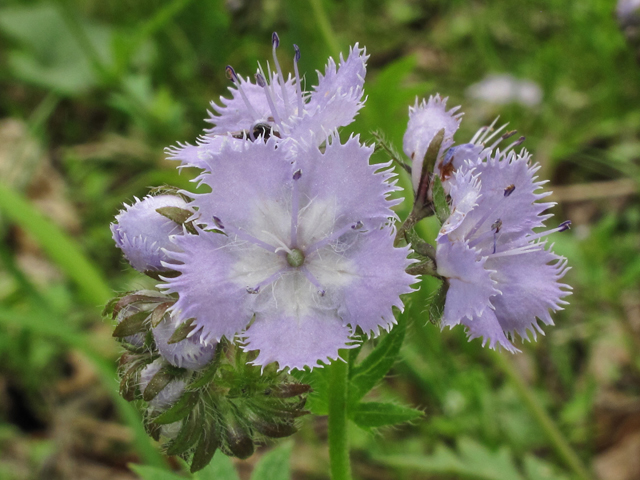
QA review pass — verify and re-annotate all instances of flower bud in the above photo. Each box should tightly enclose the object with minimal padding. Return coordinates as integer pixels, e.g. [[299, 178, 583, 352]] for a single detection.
[[111, 194, 191, 272], [139, 358, 186, 410], [153, 314, 216, 370]]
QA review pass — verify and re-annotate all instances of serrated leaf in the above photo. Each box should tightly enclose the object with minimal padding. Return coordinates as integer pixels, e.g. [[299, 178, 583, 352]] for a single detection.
[[128, 464, 184, 480], [113, 310, 150, 338], [194, 452, 239, 480], [154, 391, 199, 425], [350, 401, 422, 429], [348, 317, 406, 405], [250, 441, 293, 480], [378, 437, 526, 480], [432, 175, 450, 225]]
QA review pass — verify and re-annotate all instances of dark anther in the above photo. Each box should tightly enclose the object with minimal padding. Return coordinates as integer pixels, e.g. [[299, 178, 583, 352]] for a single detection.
[[272, 32, 280, 48], [213, 216, 224, 229], [225, 65, 238, 82], [246, 286, 260, 294], [319, 290, 326, 297], [294, 44, 301, 63], [491, 219, 503, 233], [255, 73, 267, 88], [559, 220, 572, 231], [352, 221, 364, 229], [504, 184, 516, 197], [501, 130, 518, 140], [514, 136, 526, 146], [293, 169, 302, 181]]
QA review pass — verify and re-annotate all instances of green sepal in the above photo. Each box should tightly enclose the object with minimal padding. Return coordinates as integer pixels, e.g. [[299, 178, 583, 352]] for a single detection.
[[252, 418, 297, 438], [348, 313, 406, 405], [151, 302, 172, 327], [145, 420, 161, 442], [165, 413, 201, 456], [112, 310, 150, 337], [190, 426, 220, 473], [112, 292, 169, 318], [190, 345, 224, 389], [156, 206, 197, 234], [350, 401, 423, 429], [415, 128, 445, 208], [224, 421, 254, 460], [432, 175, 450, 225], [371, 130, 411, 174], [168, 318, 196, 344], [143, 366, 177, 402], [264, 383, 311, 398], [154, 390, 199, 425], [102, 293, 126, 318]]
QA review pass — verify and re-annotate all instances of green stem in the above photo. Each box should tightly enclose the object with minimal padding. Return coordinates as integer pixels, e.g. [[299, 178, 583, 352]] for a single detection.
[[309, 0, 342, 59], [328, 358, 352, 480], [490, 351, 594, 480]]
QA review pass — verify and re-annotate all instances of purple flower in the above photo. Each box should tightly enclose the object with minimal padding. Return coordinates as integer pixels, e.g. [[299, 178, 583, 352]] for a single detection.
[[402, 95, 462, 192], [153, 314, 216, 370], [435, 150, 571, 352], [111, 194, 190, 272], [162, 136, 415, 371], [166, 33, 368, 170]]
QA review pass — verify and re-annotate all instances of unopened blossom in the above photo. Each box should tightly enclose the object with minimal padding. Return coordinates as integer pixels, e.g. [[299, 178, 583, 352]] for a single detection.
[[167, 33, 368, 170], [111, 194, 190, 272], [162, 136, 415, 370], [153, 314, 216, 370], [436, 150, 571, 351]]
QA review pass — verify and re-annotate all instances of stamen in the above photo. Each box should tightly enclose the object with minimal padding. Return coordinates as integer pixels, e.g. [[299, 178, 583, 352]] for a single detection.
[[291, 169, 302, 246], [293, 45, 304, 117], [522, 221, 572, 243], [469, 126, 488, 144], [226, 65, 259, 119], [300, 266, 326, 296], [271, 32, 291, 117], [306, 220, 364, 255], [504, 136, 526, 151], [218, 221, 278, 253], [255, 72, 284, 130], [491, 219, 502, 254], [246, 270, 285, 294], [504, 184, 516, 197], [482, 122, 508, 145], [261, 230, 292, 254], [490, 243, 544, 258], [474, 117, 499, 144]]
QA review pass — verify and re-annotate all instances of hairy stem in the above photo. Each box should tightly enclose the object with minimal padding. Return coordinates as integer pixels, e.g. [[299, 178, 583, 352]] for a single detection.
[[328, 358, 352, 480]]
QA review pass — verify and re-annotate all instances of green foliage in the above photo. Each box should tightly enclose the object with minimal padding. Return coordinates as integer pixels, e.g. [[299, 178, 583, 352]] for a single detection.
[[432, 176, 451, 225], [350, 402, 423, 429], [379, 437, 569, 480], [249, 441, 293, 480]]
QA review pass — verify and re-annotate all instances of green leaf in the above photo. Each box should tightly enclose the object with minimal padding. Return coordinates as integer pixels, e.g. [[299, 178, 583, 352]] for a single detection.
[[250, 441, 293, 480], [350, 402, 422, 429], [290, 367, 330, 415], [128, 464, 184, 480], [379, 437, 527, 480], [195, 451, 239, 480], [432, 175, 450, 225], [154, 391, 199, 425], [190, 429, 220, 474], [348, 316, 406, 404], [165, 414, 201, 456]]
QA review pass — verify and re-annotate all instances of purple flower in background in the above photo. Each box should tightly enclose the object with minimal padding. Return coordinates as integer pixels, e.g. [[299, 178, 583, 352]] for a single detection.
[[153, 314, 216, 370], [162, 136, 415, 371], [111, 194, 191, 272], [435, 150, 571, 352], [167, 33, 369, 170]]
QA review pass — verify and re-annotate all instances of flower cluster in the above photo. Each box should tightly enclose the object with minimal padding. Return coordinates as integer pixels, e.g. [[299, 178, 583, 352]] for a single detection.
[[402, 95, 571, 351]]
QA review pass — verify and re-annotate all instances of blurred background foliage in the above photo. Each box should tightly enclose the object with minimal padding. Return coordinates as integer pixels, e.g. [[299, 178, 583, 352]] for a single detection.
[[0, 0, 639, 479]]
